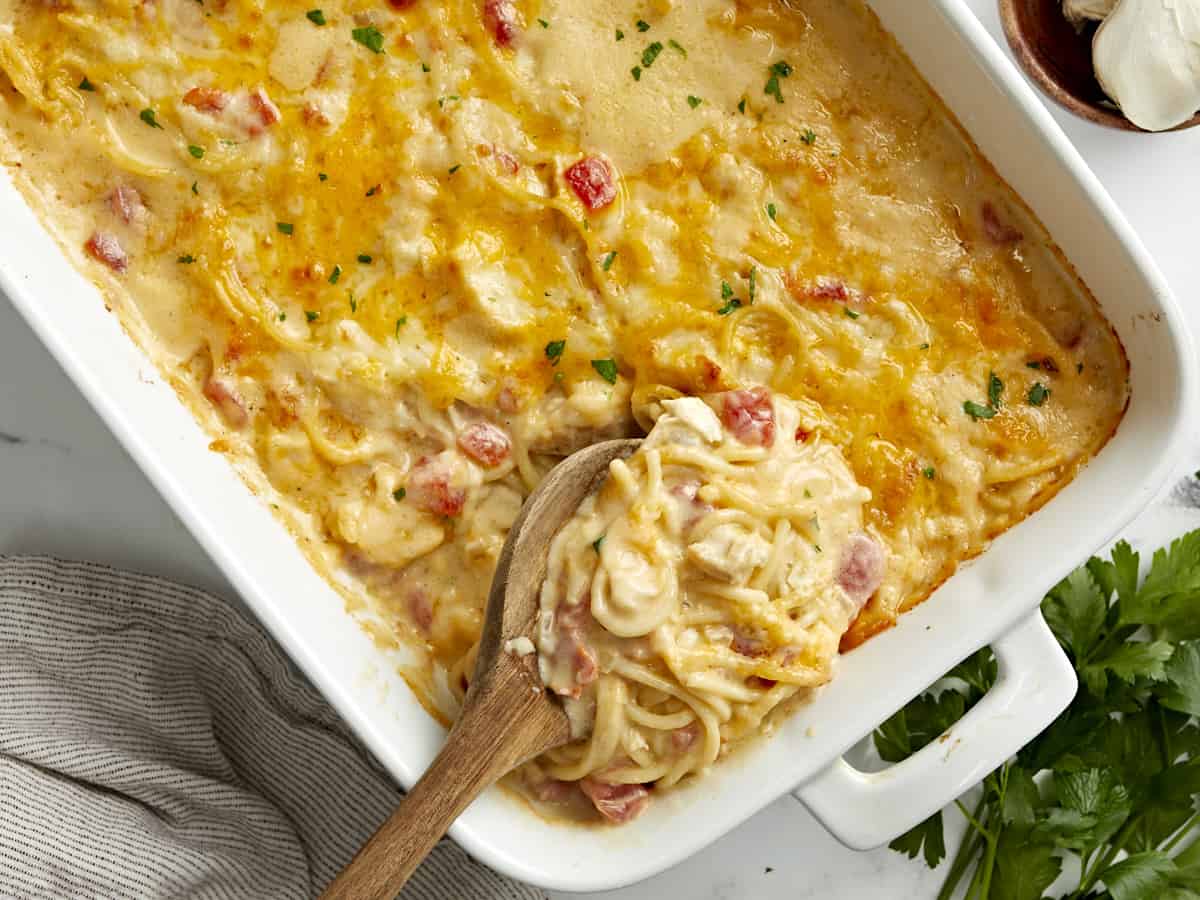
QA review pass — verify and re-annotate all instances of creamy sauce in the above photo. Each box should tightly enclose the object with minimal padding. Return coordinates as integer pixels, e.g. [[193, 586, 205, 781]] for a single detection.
[[0, 0, 1128, 823]]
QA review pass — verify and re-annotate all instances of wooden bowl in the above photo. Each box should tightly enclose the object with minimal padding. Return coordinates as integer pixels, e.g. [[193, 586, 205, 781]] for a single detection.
[[998, 0, 1200, 132]]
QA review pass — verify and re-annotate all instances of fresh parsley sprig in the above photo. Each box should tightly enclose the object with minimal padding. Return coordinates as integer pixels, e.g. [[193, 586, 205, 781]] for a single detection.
[[882, 530, 1200, 900]]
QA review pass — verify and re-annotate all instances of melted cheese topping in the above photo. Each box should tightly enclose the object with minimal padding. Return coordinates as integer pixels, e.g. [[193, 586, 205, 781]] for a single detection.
[[0, 0, 1127, 823]]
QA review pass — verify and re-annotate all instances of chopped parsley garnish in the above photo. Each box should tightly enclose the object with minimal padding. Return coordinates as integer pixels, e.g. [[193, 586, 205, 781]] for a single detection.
[[615, 28, 625, 41], [188, 145, 205, 159], [276, 221, 294, 235], [717, 297, 742, 316], [278, 312, 287, 322], [318, 172, 328, 181], [1076, 362, 1085, 373], [305, 310, 320, 322], [721, 281, 735, 300], [687, 95, 703, 109], [764, 60, 793, 104], [919, 342, 930, 350], [306, 8, 326, 25], [988, 371, 1004, 408], [737, 98, 747, 114], [394, 316, 407, 337], [393, 488, 406, 501], [641, 41, 664, 68], [591, 358, 619, 384], [545, 340, 566, 365], [801, 128, 817, 145], [139, 108, 163, 129], [365, 184, 380, 196], [636, 19, 650, 31], [748, 267, 757, 303], [191, 181, 199, 195], [631, 66, 642, 81], [357, 253, 372, 264], [963, 400, 996, 421], [592, 534, 606, 552], [668, 39, 687, 57], [421, 62, 431, 73], [601, 250, 617, 271], [844, 307, 860, 319], [922, 466, 936, 480], [351, 25, 385, 53], [767, 202, 777, 221], [176, 254, 195, 264], [78, 76, 96, 92], [448, 164, 461, 174], [437, 95, 459, 108], [1027, 360, 1042, 369], [1028, 382, 1050, 406], [537, 17, 548, 27], [348, 293, 357, 313], [328, 264, 342, 284]]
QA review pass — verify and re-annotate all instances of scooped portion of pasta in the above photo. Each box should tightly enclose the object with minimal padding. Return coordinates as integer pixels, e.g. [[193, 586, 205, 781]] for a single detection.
[[533, 389, 884, 823]]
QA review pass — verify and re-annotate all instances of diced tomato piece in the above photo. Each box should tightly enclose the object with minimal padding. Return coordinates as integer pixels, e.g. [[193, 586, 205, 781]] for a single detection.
[[408, 457, 467, 517], [457, 422, 511, 467], [407, 590, 433, 634], [837, 532, 885, 611], [182, 86, 229, 113], [553, 600, 599, 698], [202, 377, 249, 428], [795, 426, 811, 442], [671, 722, 700, 753], [483, 0, 520, 46], [301, 102, 330, 128], [730, 630, 769, 658], [982, 202, 1022, 244], [720, 387, 775, 447], [579, 779, 650, 824], [493, 146, 520, 175], [108, 185, 144, 225], [249, 88, 281, 127], [565, 156, 617, 211], [84, 232, 128, 273], [531, 778, 575, 804]]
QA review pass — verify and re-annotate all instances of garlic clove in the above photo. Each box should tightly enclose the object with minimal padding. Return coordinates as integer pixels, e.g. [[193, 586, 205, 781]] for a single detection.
[[1093, 0, 1200, 131]]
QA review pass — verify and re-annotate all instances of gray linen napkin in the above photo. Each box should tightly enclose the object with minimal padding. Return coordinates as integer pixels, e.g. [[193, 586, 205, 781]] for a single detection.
[[0, 555, 544, 900]]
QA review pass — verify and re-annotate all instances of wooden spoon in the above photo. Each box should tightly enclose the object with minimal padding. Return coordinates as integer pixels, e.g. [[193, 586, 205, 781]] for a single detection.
[[321, 438, 641, 900]]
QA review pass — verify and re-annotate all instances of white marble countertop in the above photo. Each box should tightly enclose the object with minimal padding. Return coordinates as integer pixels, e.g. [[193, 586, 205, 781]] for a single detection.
[[2, 2, 1198, 898]]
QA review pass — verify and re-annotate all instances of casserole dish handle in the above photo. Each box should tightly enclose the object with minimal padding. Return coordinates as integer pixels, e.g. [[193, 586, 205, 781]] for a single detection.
[[794, 609, 1075, 850]]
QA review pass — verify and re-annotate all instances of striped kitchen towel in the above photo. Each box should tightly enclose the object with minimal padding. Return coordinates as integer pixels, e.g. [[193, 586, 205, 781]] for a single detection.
[[0, 555, 543, 900]]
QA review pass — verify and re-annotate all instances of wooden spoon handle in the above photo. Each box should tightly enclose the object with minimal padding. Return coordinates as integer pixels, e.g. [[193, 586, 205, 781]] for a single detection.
[[320, 674, 567, 900], [319, 729, 497, 899]]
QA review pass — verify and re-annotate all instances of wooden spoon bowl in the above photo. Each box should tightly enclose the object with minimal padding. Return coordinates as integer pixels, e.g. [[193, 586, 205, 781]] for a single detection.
[[998, 0, 1200, 132], [321, 438, 641, 900]]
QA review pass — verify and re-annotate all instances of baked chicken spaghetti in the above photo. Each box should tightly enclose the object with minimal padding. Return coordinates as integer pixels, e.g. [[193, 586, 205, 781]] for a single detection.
[[0, 0, 1127, 824]]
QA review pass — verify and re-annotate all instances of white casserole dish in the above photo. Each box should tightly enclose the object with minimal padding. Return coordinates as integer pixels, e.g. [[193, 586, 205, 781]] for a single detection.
[[0, 0, 1194, 892]]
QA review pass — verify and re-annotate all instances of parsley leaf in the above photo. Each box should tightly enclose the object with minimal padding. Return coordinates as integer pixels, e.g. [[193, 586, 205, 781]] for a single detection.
[[306, 8, 326, 25], [591, 358, 618, 384], [1043, 565, 1108, 662], [668, 39, 686, 57], [991, 832, 1061, 900], [78, 76, 96, 92], [767, 202, 777, 221], [393, 487, 406, 501], [601, 250, 617, 271], [989, 371, 1004, 407], [641, 41, 663, 68], [636, 19, 650, 31], [188, 144, 205, 159], [686, 95, 702, 109], [352, 25, 385, 53], [1028, 382, 1050, 406], [963, 400, 996, 421], [544, 339, 565, 365], [889, 812, 946, 868], [1157, 642, 1200, 716], [139, 108, 163, 129]]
